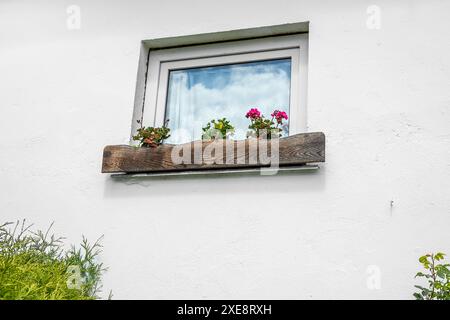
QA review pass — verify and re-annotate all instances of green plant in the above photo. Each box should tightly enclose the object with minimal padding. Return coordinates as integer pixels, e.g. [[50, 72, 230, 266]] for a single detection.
[[202, 118, 235, 140], [245, 108, 288, 139], [0, 220, 108, 300], [133, 120, 170, 147], [414, 252, 450, 300]]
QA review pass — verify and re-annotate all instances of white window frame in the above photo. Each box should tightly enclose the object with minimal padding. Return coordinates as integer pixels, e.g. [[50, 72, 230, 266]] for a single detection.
[[136, 33, 308, 139]]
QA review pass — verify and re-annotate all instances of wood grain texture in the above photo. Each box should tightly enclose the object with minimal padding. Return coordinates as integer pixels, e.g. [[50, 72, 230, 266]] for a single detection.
[[102, 132, 325, 173]]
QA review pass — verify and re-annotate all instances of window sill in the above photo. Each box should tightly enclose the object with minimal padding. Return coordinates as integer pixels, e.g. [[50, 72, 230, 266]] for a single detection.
[[101, 132, 325, 175], [109, 165, 319, 179]]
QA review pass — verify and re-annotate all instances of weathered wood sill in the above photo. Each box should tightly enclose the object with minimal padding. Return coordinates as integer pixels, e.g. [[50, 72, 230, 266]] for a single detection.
[[102, 132, 325, 174]]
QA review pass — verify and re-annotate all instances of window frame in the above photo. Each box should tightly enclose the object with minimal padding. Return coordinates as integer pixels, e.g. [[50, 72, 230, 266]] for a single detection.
[[134, 33, 308, 141]]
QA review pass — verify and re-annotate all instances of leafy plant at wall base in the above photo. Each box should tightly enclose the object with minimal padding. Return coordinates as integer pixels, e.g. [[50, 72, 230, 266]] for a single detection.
[[133, 119, 171, 147], [202, 118, 235, 140], [0, 220, 108, 300], [414, 252, 450, 300]]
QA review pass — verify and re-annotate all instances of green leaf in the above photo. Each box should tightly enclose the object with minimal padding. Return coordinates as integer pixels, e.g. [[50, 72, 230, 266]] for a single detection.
[[413, 293, 424, 300], [415, 272, 426, 278], [435, 252, 445, 261]]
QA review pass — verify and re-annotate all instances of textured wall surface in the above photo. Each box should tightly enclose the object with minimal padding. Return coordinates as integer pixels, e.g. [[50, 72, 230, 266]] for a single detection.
[[1, 0, 449, 299]]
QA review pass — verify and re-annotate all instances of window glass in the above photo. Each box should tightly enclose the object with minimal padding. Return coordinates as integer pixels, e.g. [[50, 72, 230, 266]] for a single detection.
[[164, 58, 291, 144]]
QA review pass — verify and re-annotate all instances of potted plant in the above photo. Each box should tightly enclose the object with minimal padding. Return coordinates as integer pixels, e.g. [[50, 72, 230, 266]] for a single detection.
[[202, 118, 235, 140], [245, 108, 288, 139], [132, 120, 171, 147]]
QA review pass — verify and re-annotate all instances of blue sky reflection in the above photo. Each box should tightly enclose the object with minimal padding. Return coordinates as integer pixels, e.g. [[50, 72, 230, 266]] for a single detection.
[[165, 58, 291, 143]]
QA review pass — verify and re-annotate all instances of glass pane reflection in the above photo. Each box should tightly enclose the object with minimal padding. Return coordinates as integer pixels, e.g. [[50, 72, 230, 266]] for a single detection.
[[165, 58, 291, 144]]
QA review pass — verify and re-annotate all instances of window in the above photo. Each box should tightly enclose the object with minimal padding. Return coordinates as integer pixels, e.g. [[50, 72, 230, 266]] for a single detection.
[[135, 33, 308, 144]]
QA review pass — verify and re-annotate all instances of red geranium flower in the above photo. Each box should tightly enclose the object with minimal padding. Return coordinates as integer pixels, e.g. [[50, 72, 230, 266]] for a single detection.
[[271, 110, 288, 124], [245, 108, 261, 120]]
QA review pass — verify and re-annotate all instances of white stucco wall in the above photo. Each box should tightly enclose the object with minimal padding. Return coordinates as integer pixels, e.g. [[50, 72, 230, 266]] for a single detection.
[[1, 0, 449, 299]]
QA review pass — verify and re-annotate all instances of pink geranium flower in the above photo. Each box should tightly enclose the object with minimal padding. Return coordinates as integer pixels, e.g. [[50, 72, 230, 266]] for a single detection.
[[271, 110, 288, 124], [245, 108, 261, 120]]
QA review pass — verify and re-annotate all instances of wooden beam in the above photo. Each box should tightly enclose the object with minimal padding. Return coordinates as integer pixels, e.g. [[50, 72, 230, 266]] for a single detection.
[[102, 132, 325, 174]]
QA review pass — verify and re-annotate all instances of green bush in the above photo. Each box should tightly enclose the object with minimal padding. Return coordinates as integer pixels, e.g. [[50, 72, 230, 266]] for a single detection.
[[414, 252, 450, 300], [0, 220, 108, 300]]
